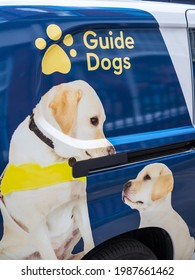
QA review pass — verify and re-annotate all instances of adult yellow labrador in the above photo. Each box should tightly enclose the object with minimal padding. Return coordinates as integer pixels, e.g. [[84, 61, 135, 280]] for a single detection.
[[0, 80, 115, 260]]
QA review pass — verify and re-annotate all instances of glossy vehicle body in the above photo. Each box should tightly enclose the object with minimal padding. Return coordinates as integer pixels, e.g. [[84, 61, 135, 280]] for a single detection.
[[0, 0, 195, 259]]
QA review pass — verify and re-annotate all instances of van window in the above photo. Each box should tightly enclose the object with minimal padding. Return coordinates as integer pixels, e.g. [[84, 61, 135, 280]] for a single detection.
[[0, 13, 192, 171], [41, 26, 191, 141]]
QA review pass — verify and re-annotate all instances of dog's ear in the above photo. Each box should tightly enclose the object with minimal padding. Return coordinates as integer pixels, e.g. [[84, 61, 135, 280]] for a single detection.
[[49, 84, 81, 134], [151, 168, 174, 201]]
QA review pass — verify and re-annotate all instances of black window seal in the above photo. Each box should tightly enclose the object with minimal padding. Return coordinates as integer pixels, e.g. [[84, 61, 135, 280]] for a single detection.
[[188, 27, 195, 124]]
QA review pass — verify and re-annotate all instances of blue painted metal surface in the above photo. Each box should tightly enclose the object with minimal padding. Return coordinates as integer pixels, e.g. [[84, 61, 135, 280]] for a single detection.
[[0, 5, 194, 252]]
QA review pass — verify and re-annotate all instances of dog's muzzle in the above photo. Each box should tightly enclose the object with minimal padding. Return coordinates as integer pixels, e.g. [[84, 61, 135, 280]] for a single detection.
[[107, 146, 115, 155], [123, 181, 132, 192]]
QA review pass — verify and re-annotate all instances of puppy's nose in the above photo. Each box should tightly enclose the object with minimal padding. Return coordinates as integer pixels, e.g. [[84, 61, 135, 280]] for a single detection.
[[107, 146, 116, 155], [123, 181, 132, 191]]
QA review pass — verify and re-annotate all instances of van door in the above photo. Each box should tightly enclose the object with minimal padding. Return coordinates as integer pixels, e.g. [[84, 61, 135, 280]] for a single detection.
[[70, 9, 195, 259]]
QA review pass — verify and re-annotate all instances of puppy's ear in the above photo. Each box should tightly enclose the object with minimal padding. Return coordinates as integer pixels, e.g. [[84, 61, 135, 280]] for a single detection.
[[151, 172, 174, 201], [49, 84, 81, 134]]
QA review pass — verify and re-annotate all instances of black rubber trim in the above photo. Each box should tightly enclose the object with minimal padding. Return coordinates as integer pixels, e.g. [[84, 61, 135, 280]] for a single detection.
[[72, 140, 195, 178]]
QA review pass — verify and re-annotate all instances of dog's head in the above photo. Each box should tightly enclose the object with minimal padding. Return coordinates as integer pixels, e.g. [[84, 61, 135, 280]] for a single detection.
[[39, 80, 115, 160], [122, 163, 174, 210]]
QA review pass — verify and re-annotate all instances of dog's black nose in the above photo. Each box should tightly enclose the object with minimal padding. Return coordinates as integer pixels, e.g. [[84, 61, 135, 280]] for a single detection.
[[107, 146, 116, 155], [123, 181, 132, 191]]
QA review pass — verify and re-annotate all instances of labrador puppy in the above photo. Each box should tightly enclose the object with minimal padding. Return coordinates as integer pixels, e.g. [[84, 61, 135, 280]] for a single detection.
[[0, 80, 115, 260], [122, 163, 195, 259]]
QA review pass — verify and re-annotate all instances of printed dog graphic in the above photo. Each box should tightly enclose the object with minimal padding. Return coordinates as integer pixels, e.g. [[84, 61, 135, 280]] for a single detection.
[[122, 163, 195, 259], [0, 80, 115, 260]]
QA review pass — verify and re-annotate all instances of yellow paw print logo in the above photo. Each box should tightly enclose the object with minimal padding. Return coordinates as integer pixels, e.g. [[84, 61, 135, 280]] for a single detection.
[[35, 24, 77, 75]]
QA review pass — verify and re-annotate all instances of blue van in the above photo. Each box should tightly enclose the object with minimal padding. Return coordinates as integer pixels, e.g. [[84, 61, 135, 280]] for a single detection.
[[0, 0, 195, 260]]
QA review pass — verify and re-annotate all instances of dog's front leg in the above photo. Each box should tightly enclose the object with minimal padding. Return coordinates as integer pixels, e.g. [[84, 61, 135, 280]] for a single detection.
[[73, 196, 94, 255], [31, 224, 57, 260]]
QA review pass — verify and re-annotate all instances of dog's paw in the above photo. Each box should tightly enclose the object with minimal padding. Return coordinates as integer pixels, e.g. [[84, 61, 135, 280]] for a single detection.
[[84, 240, 95, 254]]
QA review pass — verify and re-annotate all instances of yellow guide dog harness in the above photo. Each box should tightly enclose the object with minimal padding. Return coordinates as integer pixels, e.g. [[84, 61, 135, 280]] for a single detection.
[[0, 162, 86, 196], [0, 114, 86, 196]]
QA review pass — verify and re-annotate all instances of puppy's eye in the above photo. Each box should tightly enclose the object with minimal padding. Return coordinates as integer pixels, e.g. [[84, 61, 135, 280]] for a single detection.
[[143, 174, 151, 180], [90, 117, 99, 126]]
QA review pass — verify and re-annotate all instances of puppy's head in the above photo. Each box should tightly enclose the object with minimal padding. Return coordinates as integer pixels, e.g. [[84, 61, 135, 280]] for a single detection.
[[41, 80, 115, 160], [122, 163, 174, 210]]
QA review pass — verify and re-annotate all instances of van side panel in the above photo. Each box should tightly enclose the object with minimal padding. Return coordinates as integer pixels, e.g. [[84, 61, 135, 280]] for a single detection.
[[0, 5, 195, 259]]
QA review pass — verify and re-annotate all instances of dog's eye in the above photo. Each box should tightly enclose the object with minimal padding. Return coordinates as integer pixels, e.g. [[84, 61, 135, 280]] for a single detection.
[[143, 174, 151, 180], [90, 117, 99, 126]]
